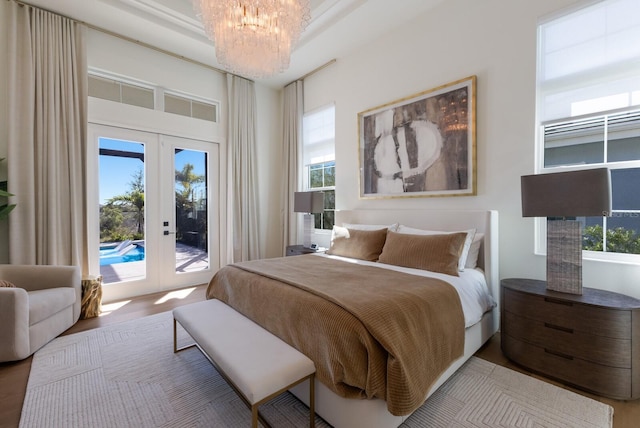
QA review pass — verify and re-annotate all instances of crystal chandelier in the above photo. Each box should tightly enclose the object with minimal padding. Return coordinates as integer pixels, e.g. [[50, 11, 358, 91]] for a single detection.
[[193, 0, 311, 79]]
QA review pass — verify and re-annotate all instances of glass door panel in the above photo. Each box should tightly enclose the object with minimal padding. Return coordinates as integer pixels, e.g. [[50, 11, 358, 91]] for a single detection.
[[98, 138, 147, 284], [174, 148, 209, 273], [160, 135, 219, 289]]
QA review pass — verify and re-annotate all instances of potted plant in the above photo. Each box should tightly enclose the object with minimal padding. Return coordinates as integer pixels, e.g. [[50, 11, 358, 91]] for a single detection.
[[0, 157, 15, 220]]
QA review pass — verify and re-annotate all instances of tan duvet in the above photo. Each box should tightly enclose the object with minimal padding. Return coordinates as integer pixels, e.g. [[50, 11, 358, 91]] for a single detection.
[[205, 255, 464, 416]]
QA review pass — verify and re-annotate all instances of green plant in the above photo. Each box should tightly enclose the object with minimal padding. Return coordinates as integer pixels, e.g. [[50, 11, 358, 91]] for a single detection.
[[583, 224, 640, 254], [0, 157, 16, 220]]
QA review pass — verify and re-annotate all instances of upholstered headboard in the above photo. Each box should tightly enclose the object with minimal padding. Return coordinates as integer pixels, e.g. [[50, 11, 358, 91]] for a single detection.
[[335, 209, 499, 329]]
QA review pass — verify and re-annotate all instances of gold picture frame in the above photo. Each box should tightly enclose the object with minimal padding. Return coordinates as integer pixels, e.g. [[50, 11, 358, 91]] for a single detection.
[[358, 75, 477, 199]]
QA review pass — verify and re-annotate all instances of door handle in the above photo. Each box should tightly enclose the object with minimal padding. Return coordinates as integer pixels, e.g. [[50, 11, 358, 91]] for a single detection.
[[163, 231, 176, 236]]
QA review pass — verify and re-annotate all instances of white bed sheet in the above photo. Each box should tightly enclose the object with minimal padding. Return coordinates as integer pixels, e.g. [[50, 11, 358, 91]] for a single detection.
[[315, 253, 496, 328]]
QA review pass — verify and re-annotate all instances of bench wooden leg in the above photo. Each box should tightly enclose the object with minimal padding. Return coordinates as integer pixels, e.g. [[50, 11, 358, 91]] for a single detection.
[[173, 318, 178, 353], [251, 404, 259, 428], [309, 374, 315, 428]]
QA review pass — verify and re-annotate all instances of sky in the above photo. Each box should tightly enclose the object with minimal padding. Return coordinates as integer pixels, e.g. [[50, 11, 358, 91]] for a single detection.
[[98, 137, 206, 205]]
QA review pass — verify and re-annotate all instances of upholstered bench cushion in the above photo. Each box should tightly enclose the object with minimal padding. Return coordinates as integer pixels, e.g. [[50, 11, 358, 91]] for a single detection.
[[28, 288, 77, 326], [173, 299, 315, 405]]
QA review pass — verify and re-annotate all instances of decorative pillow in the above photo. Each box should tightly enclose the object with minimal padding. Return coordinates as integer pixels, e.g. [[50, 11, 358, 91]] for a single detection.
[[0, 279, 16, 288], [327, 226, 388, 261], [396, 225, 476, 271], [465, 233, 484, 269], [378, 230, 467, 276]]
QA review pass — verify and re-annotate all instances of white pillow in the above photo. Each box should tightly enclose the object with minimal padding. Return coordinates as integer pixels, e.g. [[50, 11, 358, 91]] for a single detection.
[[465, 233, 484, 269], [342, 223, 399, 232], [396, 225, 476, 271]]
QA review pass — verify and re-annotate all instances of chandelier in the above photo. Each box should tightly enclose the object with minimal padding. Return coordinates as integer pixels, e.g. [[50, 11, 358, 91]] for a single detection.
[[193, 0, 311, 79]]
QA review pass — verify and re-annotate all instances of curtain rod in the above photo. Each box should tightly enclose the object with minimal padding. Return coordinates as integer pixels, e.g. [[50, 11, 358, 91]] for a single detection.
[[9, 0, 234, 80]]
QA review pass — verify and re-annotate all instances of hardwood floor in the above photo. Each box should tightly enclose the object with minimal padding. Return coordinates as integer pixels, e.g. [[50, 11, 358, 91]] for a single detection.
[[1, 286, 637, 428]]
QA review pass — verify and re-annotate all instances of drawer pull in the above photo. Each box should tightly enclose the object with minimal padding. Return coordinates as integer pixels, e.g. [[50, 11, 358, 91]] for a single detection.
[[544, 297, 573, 306], [544, 322, 574, 334], [545, 348, 574, 360]]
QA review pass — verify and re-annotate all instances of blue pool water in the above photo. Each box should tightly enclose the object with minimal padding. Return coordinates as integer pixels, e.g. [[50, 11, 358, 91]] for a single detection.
[[99, 244, 145, 266]]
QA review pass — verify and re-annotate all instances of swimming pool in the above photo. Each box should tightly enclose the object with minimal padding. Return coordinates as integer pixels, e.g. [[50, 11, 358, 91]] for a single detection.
[[99, 244, 145, 266]]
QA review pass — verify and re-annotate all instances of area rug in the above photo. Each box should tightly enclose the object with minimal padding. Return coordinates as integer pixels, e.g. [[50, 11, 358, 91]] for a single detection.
[[20, 311, 613, 428]]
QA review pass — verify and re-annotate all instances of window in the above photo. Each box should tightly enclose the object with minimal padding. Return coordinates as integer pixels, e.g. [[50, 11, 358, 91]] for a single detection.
[[88, 72, 219, 123], [164, 92, 218, 122], [537, 0, 640, 258], [303, 105, 335, 230], [88, 75, 154, 109]]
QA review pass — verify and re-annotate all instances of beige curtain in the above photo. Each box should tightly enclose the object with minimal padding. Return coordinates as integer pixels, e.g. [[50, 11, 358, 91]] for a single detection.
[[281, 80, 304, 255], [7, 2, 88, 272], [226, 74, 261, 263]]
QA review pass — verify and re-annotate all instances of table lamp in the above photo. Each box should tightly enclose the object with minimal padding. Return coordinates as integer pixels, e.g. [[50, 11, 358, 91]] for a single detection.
[[521, 168, 611, 295], [294, 191, 324, 248]]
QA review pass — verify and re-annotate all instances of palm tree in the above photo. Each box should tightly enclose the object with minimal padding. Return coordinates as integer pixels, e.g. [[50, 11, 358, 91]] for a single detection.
[[107, 169, 145, 235], [175, 163, 204, 203], [175, 163, 205, 244]]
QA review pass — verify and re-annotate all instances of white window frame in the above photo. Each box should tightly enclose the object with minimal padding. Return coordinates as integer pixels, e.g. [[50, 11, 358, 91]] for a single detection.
[[305, 161, 335, 231], [88, 69, 220, 122], [537, 108, 640, 263], [302, 104, 335, 233], [535, 0, 640, 264]]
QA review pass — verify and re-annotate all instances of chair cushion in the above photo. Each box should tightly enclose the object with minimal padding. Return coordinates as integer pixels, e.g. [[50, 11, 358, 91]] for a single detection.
[[28, 288, 77, 326]]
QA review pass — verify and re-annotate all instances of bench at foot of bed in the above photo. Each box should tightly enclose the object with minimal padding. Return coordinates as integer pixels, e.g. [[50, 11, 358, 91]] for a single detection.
[[173, 299, 316, 428]]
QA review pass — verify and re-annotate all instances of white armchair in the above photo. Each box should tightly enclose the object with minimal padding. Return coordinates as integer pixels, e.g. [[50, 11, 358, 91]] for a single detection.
[[0, 264, 81, 363]]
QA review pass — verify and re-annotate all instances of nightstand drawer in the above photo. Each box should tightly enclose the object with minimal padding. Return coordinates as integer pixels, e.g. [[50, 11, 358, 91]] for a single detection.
[[286, 245, 322, 256], [287, 246, 304, 256], [502, 334, 632, 400], [503, 288, 631, 339], [503, 311, 631, 368]]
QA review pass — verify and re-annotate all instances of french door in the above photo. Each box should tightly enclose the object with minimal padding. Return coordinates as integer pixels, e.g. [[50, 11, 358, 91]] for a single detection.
[[88, 124, 219, 300]]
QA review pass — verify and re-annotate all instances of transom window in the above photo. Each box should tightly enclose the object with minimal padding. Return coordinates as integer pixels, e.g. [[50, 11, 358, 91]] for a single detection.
[[88, 71, 219, 123]]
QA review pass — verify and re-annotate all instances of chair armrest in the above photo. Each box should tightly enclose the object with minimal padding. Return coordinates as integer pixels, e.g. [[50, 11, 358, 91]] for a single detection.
[[0, 265, 81, 292], [0, 288, 30, 362]]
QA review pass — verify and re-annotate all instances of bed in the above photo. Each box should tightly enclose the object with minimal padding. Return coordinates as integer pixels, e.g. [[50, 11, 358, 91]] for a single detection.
[[206, 209, 499, 428]]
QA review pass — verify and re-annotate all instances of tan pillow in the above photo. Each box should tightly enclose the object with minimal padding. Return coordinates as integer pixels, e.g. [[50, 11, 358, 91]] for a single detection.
[[378, 230, 467, 276], [0, 279, 16, 288], [327, 226, 388, 261]]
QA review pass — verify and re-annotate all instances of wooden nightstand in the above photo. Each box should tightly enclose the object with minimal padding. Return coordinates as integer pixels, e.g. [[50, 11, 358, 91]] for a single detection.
[[286, 245, 326, 256], [501, 278, 640, 400]]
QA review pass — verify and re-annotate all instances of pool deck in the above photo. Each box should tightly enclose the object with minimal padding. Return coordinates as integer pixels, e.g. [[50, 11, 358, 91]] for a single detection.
[[100, 242, 209, 284]]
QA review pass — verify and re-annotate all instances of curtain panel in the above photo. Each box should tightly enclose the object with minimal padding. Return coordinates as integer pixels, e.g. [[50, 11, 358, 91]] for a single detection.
[[7, 2, 88, 272], [226, 74, 261, 263], [281, 80, 304, 254]]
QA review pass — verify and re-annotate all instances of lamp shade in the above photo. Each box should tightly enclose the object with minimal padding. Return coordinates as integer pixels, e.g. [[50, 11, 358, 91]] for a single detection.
[[294, 191, 324, 214], [521, 168, 611, 217]]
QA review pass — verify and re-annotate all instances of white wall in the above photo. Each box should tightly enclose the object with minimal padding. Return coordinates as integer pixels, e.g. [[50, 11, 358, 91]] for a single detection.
[[303, 0, 640, 299]]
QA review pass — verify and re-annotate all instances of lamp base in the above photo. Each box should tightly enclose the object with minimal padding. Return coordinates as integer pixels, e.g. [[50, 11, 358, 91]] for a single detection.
[[546, 219, 582, 295], [302, 213, 314, 248]]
